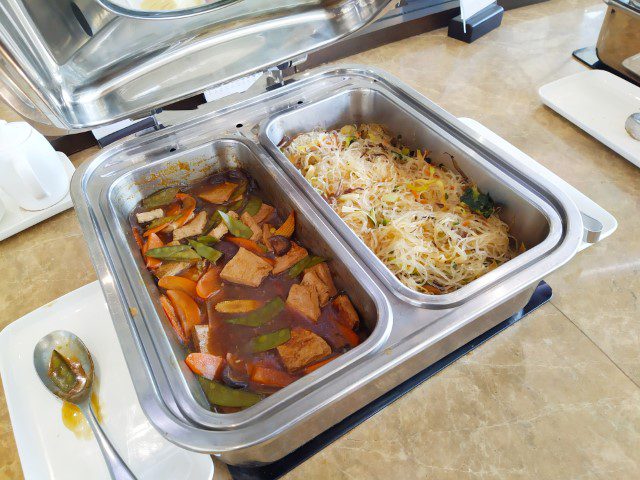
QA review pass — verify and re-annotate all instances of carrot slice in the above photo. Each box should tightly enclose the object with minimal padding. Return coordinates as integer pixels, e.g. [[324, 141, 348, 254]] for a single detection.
[[335, 322, 360, 348], [226, 236, 267, 256], [160, 295, 187, 343], [250, 366, 297, 388], [274, 212, 295, 238], [172, 193, 197, 229], [215, 299, 262, 313], [303, 357, 334, 375], [158, 276, 198, 298], [143, 220, 171, 237], [165, 203, 181, 216], [133, 228, 144, 249], [143, 233, 164, 268], [196, 267, 222, 299], [166, 289, 201, 337], [185, 353, 224, 380]]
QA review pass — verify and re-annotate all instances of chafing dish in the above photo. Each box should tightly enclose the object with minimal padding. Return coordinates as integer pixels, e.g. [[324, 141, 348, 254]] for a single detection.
[[596, 0, 640, 82], [71, 65, 594, 465]]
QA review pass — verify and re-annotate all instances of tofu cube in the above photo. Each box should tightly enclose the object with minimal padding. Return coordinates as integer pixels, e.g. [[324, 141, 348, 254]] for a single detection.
[[301, 263, 337, 306], [253, 204, 275, 224], [333, 294, 359, 330], [240, 212, 262, 242], [220, 247, 273, 287], [286, 284, 320, 321], [173, 211, 207, 241], [192, 324, 211, 354], [208, 211, 238, 240], [163, 211, 194, 233], [209, 221, 228, 240], [136, 209, 164, 224], [272, 242, 308, 275], [198, 182, 237, 204], [154, 261, 192, 278], [277, 328, 331, 372]]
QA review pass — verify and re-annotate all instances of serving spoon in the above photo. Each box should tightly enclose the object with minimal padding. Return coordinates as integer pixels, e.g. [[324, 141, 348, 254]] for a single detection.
[[625, 113, 640, 141], [34, 330, 136, 480]]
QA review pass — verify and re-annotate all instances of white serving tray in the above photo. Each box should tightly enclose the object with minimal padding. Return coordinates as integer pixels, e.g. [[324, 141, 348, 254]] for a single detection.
[[0, 282, 214, 480], [460, 117, 617, 249], [538, 70, 640, 167], [0, 152, 74, 242]]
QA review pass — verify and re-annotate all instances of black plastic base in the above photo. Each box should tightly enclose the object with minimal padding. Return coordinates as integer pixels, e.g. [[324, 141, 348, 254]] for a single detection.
[[572, 46, 640, 87], [448, 3, 504, 44], [228, 281, 552, 480]]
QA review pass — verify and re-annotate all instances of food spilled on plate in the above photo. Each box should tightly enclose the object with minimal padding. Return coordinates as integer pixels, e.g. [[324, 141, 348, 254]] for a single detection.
[[131, 170, 366, 412], [281, 123, 521, 295]]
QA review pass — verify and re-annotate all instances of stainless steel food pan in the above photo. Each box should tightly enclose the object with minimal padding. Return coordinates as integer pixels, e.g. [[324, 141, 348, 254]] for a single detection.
[[86, 137, 392, 429], [72, 65, 589, 465], [260, 87, 563, 308]]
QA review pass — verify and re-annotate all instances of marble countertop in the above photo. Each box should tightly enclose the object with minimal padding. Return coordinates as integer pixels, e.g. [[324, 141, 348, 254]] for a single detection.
[[2, 0, 640, 478]]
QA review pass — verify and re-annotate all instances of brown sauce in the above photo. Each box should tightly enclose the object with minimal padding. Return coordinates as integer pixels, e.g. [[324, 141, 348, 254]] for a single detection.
[[61, 392, 103, 440], [131, 169, 370, 411]]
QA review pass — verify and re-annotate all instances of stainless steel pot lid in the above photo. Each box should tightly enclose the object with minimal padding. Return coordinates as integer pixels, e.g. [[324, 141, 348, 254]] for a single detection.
[[0, 0, 393, 130]]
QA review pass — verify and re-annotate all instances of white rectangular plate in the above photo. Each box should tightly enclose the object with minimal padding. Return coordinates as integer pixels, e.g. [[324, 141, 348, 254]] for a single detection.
[[538, 70, 640, 166], [459, 117, 617, 250], [0, 152, 74, 242], [0, 282, 214, 480]]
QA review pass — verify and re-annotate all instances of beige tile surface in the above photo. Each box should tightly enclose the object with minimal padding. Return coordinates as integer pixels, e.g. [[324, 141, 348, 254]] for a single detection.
[[284, 304, 640, 480], [2, 0, 640, 479]]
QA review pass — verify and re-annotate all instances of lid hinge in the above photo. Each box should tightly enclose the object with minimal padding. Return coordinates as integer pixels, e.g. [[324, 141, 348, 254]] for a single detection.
[[265, 55, 308, 90]]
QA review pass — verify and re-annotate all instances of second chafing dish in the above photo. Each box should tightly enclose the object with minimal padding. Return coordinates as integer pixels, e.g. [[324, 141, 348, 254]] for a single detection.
[[72, 65, 589, 465]]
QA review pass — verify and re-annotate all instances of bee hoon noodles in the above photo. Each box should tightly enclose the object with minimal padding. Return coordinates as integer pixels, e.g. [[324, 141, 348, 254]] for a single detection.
[[282, 124, 517, 294]]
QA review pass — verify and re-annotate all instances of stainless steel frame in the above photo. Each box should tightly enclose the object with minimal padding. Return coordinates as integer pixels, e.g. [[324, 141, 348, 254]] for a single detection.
[[260, 87, 561, 307], [72, 65, 588, 465]]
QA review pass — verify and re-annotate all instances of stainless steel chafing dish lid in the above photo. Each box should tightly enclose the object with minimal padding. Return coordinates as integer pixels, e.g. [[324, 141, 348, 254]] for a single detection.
[[0, 0, 392, 130]]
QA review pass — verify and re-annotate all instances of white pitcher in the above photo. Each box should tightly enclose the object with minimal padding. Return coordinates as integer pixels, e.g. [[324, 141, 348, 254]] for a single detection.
[[0, 120, 68, 211]]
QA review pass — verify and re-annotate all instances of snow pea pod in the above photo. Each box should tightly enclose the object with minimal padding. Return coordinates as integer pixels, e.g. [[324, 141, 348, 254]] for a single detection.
[[197, 376, 261, 408], [288, 255, 325, 278], [142, 187, 179, 209], [144, 214, 178, 232], [196, 235, 219, 245], [203, 207, 227, 233], [48, 350, 79, 393], [188, 240, 222, 263], [145, 245, 200, 261], [225, 297, 285, 327], [251, 328, 291, 353], [241, 196, 262, 216], [218, 210, 253, 239]]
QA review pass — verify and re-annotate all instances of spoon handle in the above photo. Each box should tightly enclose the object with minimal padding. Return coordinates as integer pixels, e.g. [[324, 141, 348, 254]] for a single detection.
[[80, 401, 137, 480]]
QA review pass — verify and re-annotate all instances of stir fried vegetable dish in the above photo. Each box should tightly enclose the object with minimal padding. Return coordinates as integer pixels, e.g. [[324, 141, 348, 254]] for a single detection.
[[131, 170, 366, 412]]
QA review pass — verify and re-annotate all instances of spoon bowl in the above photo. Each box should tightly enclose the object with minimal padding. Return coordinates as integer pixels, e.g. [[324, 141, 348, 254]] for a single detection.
[[34, 330, 136, 480], [625, 112, 640, 141], [33, 330, 94, 403]]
